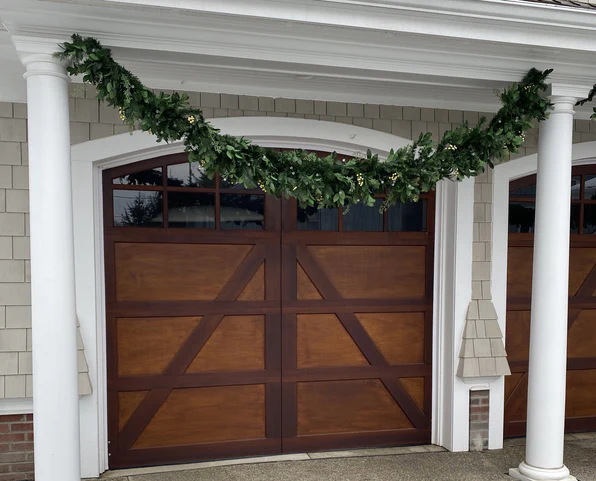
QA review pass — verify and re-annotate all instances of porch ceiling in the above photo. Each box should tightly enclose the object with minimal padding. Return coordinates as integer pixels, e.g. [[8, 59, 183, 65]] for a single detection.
[[1, 0, 596, 116]]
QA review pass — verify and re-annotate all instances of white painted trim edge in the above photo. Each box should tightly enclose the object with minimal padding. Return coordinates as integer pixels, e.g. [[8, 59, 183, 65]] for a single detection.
[[0, 398, 33, 415], [492, 140, 596, 452], [432, 176, 475, 452], [71, 118, 409, 165], [70, 117, 457, 476]]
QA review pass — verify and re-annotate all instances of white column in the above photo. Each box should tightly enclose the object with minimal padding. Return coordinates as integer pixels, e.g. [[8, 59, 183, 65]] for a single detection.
[[510, 91, 580, 481], [23, 53, 81, 481]]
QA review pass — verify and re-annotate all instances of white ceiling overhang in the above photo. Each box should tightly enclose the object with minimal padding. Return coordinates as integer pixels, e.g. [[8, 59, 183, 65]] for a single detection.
[[1, 0, 596, 116]]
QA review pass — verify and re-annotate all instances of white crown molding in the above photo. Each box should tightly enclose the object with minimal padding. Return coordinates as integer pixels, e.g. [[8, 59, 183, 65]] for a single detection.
[[2, 0, 596, 72], [0, 398, 33, 416], [2, 1, 596, 114]]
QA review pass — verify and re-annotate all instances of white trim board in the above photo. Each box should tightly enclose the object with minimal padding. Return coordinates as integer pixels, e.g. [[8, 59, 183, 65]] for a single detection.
[[4, 0, 596, 111], [70, 116, 466, 476], [492, 141, 596, 446], [0, 398, 33, 416]]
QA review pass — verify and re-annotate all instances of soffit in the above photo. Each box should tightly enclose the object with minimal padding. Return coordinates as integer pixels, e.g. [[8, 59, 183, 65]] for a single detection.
[[0, 0, 595, 116]]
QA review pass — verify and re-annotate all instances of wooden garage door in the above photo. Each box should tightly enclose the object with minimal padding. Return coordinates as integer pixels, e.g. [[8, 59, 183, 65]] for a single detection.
[[104, 153, 433, 468], [280, 195, 433, 452], [505, 167, 596, 436]]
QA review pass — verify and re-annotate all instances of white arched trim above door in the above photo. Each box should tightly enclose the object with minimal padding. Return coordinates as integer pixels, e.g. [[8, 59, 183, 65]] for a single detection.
[[69, 116, 463, 477], [491, 141, 596, 445], [71, 117, 412, 166]]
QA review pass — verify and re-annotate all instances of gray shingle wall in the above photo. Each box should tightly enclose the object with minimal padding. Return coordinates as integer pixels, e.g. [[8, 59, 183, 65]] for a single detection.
[[0, 87, 592, 398]]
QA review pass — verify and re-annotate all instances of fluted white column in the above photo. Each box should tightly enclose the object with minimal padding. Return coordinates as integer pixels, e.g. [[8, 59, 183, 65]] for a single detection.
[[23, 53, 81, 481], [509, 89, 582, 481]]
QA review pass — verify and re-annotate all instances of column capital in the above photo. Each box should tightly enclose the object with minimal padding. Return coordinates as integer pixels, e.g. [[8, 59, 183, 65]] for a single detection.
[[546, 83, 592, 115], [12, 36, 71, 82], [547, 83, 591, 101]]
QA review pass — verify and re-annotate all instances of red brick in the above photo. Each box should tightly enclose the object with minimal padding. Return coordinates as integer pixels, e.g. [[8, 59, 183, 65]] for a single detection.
[[470, 406, 489, 413], [9, 444, 32, 453], [0, 435, 25, 444], [0, 473, 33, 481], [0, 417, 25, 424], [470, 414, 488, 422], [23, 416, 31, 423], [0, 445, 9, 453], [24, 434, 32, 443], [10, 463, 33, 473], [0, 426, 9, 434], [0, 466, 9, 474], [8, 425, 32, 434], [0, 453, 28, 463]]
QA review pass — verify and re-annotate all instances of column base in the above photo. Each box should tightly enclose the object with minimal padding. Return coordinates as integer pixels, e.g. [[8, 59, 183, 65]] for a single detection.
[[509, 465, 576, 481]]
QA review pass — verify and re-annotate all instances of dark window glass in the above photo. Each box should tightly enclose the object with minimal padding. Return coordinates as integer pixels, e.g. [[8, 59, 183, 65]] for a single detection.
[[220, 194, 265, 230], [113, 167, 162, 186], [510, 184, 536, 198], [585, 175, 596, 200], [168, 192, 215, 228], [297, 205, 338, 231], [220, 177, 260, 191], [167, 162, 214, 188], [571, 204, 580, 234], [113, 190, 162, 227], [571, 176, 581, 200], [388, 200, 427, 232], [508, 202, 535, 233], [584, 205, 596, 234], [343, 199, 383, 232]]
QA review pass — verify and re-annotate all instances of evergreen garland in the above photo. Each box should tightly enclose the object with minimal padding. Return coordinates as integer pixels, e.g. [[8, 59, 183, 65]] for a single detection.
[[56, 34, 556, 209]]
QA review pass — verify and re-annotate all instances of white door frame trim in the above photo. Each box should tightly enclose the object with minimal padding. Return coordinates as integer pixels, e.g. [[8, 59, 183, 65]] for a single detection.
[[69, 116, 467, 476], [492, 141, 596, 443]]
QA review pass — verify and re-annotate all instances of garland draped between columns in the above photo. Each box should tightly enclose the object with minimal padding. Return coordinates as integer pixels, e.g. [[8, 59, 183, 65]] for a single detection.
[[54, 34, 592, 209]]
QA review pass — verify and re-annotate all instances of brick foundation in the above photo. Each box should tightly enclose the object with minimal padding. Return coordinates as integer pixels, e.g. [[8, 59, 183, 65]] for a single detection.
[[0, 415, 34, 481], [469, 390, 489, 451]]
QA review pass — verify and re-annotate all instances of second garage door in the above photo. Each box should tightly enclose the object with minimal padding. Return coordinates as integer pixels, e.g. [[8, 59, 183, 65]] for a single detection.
[[505, 167, 596, 436], [104, 153, 434, 469]]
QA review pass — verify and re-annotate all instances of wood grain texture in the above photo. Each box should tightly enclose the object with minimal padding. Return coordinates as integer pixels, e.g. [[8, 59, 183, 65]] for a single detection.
[[308, 245, 427, 299], [117, 317, 200, 375], [567, 309, 596, 358], [296, 380, 412, 435], [118, 391, 149, 431], [115, 243, 252, 301], [504, 311, 531, 363], [358, 313, 425, 364], [566, 369, 596, 418], [134, 385, 266, 448], [106, 154, 434, 467], [401, 378, 425, 411], [296, 314, 368, 368], [506, 169, 596, 436], [186, 315, 265, 372], [297, 264, 323, 300], [237, 264, 265, 301]]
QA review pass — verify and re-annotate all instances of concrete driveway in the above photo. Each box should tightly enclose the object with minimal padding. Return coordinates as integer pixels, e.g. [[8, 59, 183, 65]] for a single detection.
[[100, 434, 596, 481]]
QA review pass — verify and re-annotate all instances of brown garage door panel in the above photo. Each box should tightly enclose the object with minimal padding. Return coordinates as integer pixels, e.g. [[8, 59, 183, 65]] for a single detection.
[[132, 385, 267, 449], [505, 171, 596, 436], [105, 157, 434, 468], [114, 243, 253, 301], [280, 214, 433, 452]]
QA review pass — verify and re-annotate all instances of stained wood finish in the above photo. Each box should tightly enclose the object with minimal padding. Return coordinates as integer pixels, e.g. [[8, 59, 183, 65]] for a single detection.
[[281, 194, 434, 452], [505, 169, 596, 436], [105, 153, 434, 468], [104, 154, 283, 468]]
